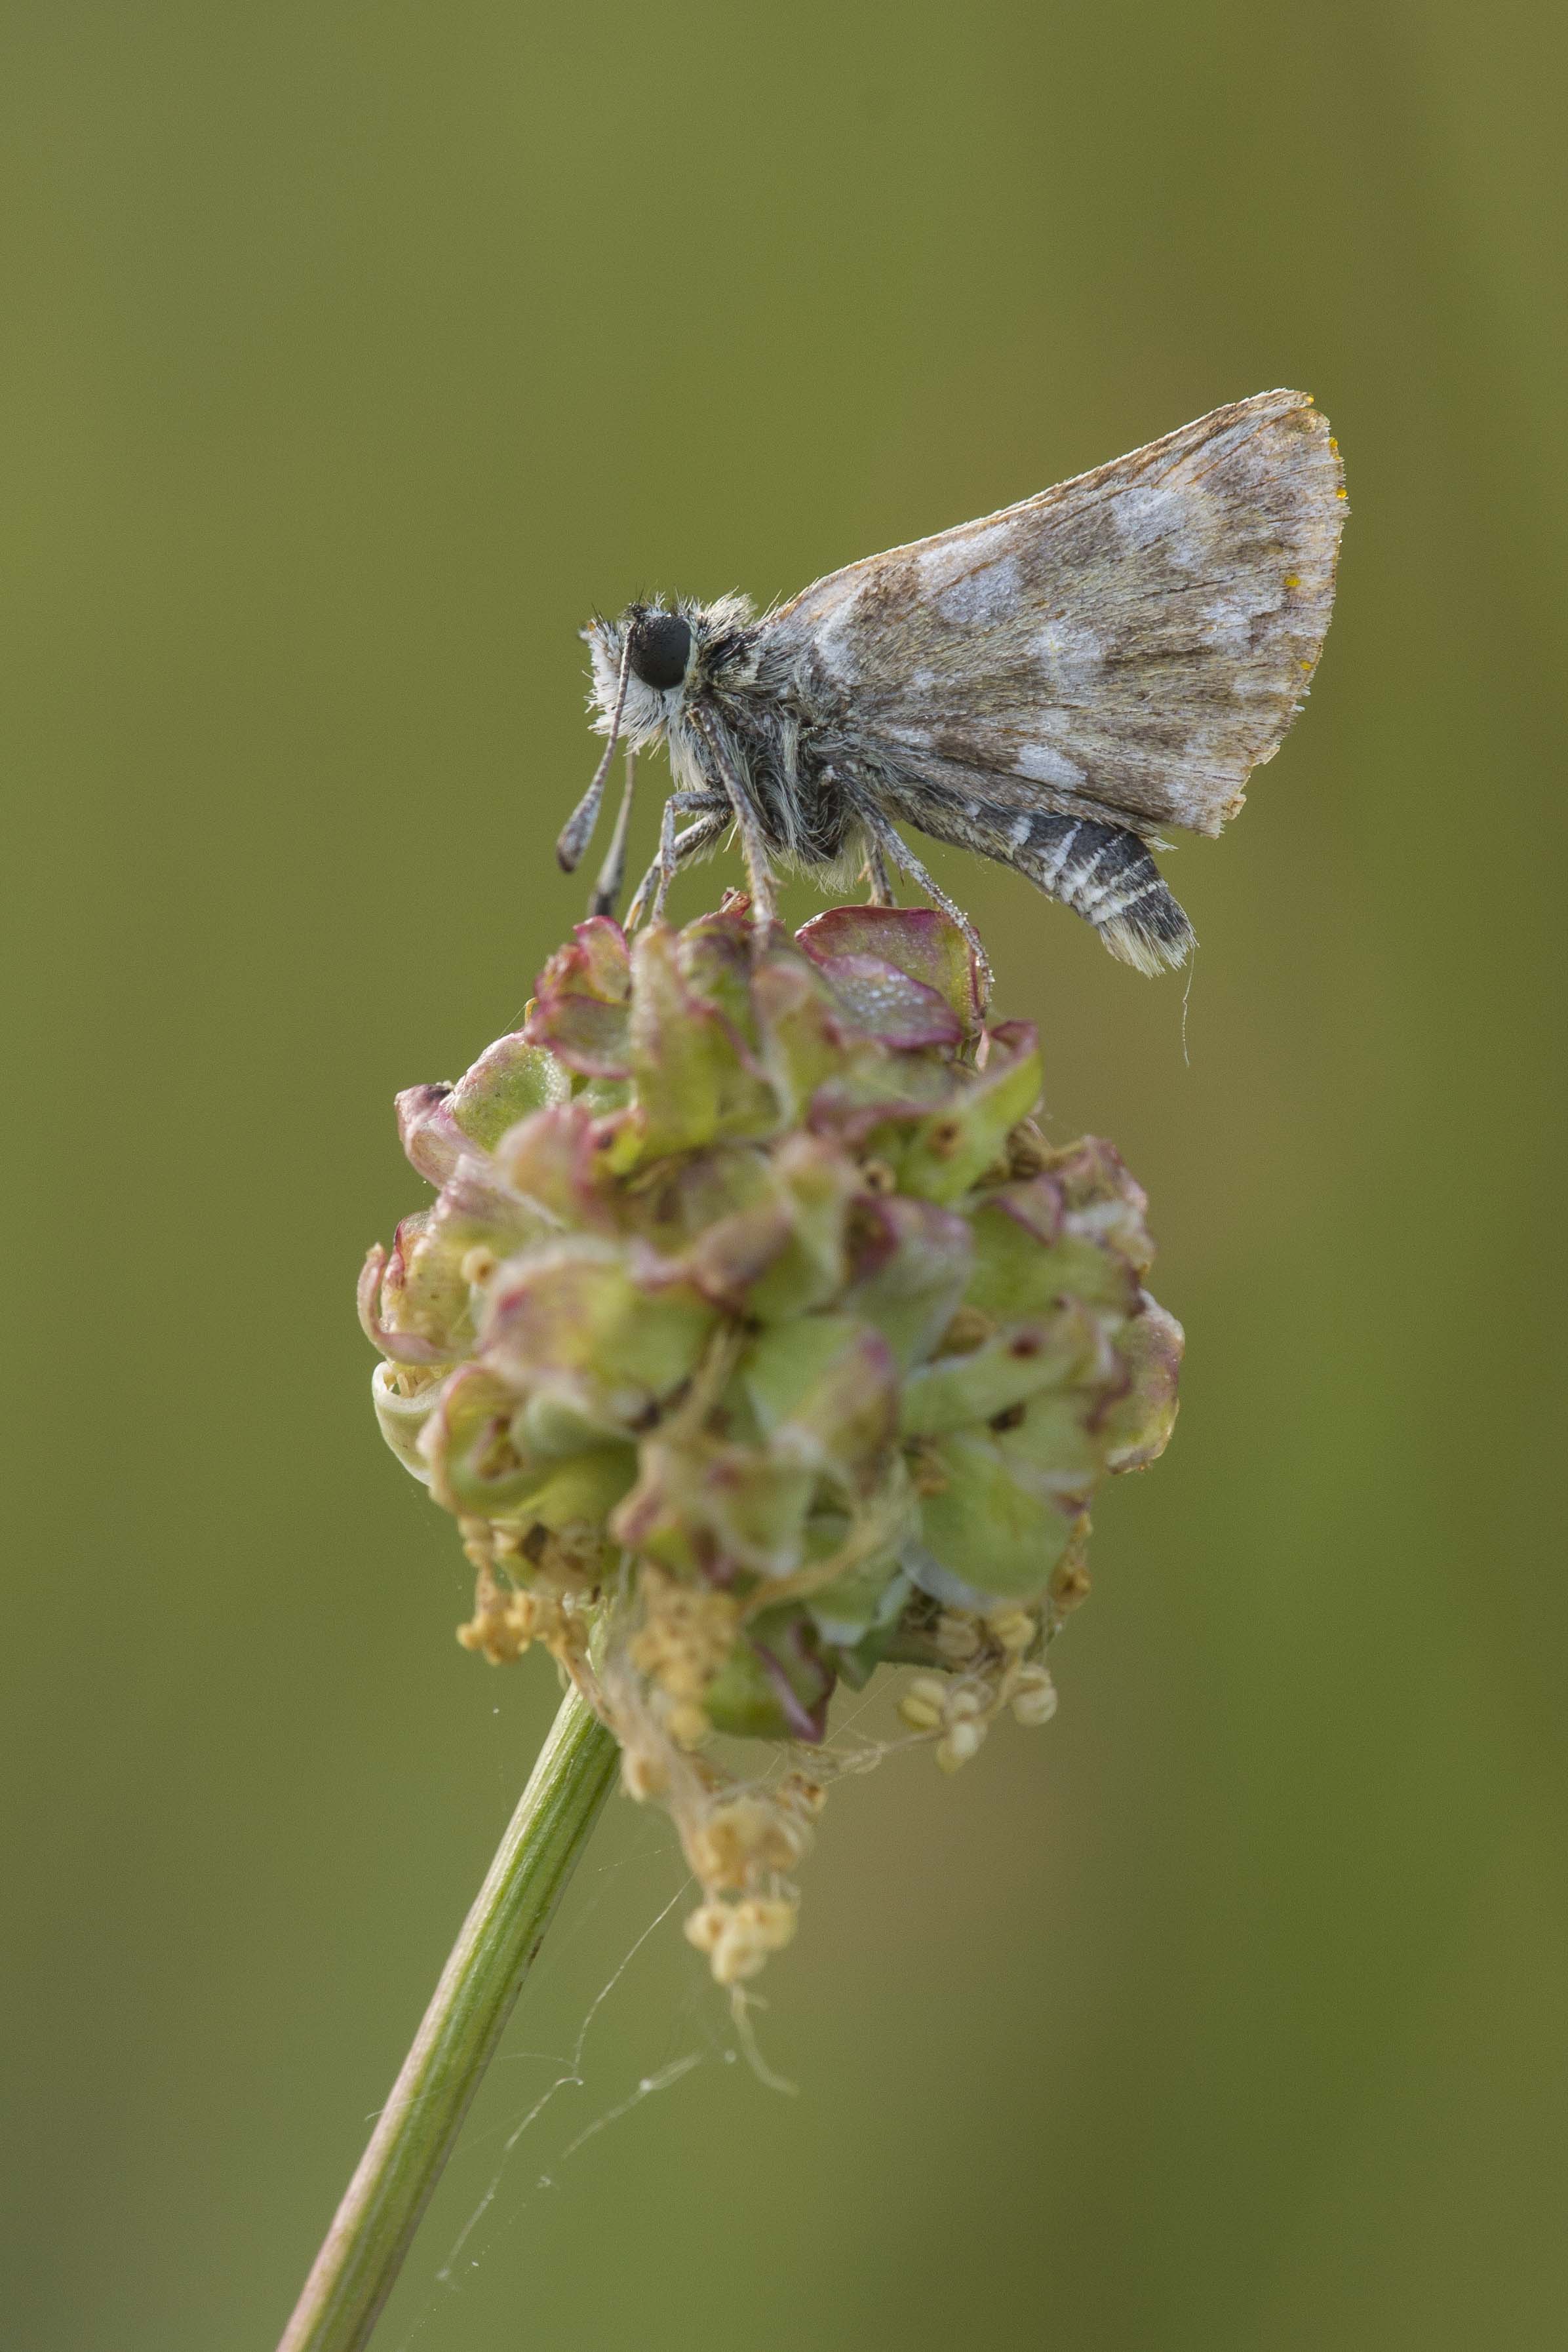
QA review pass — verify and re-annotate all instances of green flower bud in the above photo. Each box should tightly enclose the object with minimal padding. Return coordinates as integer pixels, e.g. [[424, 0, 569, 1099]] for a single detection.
[[362, 897, 1182, 1980]]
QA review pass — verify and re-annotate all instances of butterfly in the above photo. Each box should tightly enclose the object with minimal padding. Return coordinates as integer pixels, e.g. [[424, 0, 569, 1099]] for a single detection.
[[557, 389, 1346, 978]]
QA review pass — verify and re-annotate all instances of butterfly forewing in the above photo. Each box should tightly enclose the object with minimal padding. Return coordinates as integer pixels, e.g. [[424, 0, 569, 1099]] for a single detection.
[[771, 389, 1346, 838]]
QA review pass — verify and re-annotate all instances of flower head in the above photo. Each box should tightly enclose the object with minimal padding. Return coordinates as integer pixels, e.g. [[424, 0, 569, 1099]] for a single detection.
[[363, 899, 1181, 1980]]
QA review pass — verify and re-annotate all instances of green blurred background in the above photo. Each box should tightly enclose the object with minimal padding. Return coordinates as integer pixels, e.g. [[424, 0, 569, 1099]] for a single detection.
[[4, 3, 1564, 2346]]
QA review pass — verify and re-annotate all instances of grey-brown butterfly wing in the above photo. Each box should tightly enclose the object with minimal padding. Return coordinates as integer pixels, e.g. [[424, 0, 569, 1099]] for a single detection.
[[770, 389, 1346, 840]]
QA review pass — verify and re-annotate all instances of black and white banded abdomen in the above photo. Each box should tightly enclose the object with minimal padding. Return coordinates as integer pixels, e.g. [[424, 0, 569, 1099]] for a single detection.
[[1004, 809, 1194, 973], [865, 765, 1196, 974]]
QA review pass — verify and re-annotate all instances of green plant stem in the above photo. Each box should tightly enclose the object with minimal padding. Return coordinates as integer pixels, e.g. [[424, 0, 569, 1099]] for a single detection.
[[277, 1685, 620, 2352]]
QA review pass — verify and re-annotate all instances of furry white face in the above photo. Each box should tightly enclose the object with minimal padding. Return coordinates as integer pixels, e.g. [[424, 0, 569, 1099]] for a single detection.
[[586, 604, 694, 749]]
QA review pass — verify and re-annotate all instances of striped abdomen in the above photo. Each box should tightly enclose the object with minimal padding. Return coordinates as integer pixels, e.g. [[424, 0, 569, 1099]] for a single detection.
[[1004, 809, 1194, 973]]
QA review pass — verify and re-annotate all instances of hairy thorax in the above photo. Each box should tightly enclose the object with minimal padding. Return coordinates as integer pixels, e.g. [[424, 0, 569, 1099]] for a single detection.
[[690, 646, 861, 872]]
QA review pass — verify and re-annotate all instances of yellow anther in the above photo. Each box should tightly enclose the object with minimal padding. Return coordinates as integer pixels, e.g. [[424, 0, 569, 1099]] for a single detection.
[[777, 1772, 827, 1820], [683, 1902, 728, 1954], [936, 1718, 987, 1773], [705, 1895, 798, 1985], [666, 1700, 711, 1750], [935, 1613, 982, 1662], [1011, 1664, 1058, 1727], [692, 1797, 806, 1889], [1051, 1560, 1091, 1612], [621, 1749, 669, 1803], [899, 1674, 947, 1731], [987, 1607, 1036, 1654]]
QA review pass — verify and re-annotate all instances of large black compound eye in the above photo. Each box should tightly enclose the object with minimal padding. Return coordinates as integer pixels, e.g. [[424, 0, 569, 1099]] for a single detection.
[[625, 611, 692, 690]]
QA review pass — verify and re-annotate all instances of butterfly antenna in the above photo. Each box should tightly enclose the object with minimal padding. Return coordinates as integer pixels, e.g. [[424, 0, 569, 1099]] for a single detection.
[[557, 634, 633, 873], [589, 744, 637, 918]]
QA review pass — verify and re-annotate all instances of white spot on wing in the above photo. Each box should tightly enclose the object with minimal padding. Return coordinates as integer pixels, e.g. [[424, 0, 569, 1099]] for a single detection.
[[1112, 484, 1208, 569], [916, 520, 1012, 595], [937, 555, 1020, 626], [1200, 578, 1280, 653], [1200, 599, 1251, 652], [1015, 743, 1086, 788], [1031, 708, 1078, 743], [810, 587, 863, 685], [1032, 620, 1104, 694]]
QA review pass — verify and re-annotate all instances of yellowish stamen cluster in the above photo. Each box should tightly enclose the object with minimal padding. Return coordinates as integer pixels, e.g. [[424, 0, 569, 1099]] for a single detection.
[[688, 1782, 817, 1888], [457, 1560, 568, 1668], [897, 1604, 1059, 1769], [629, 1565, 743, 1749], [675, 1773, 825, 1984], [684, 1895, 798, 1985], [454, 1521, 597, 1678]]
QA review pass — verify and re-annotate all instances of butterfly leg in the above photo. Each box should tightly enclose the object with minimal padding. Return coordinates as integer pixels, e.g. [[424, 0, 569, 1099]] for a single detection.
[[863, 812, 993, 990], [860, 831, 896, 907], [690, 707, 778, 941], [625, 793, 731, 930]]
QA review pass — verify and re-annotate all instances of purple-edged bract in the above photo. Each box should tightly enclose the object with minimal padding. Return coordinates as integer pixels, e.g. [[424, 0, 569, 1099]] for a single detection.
[[558, 391, 1346, 975]]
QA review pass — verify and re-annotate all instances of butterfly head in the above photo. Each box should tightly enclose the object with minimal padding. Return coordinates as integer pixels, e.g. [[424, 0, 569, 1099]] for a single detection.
[[583, 594, 758, 745], [583, 600, 697, 751]]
